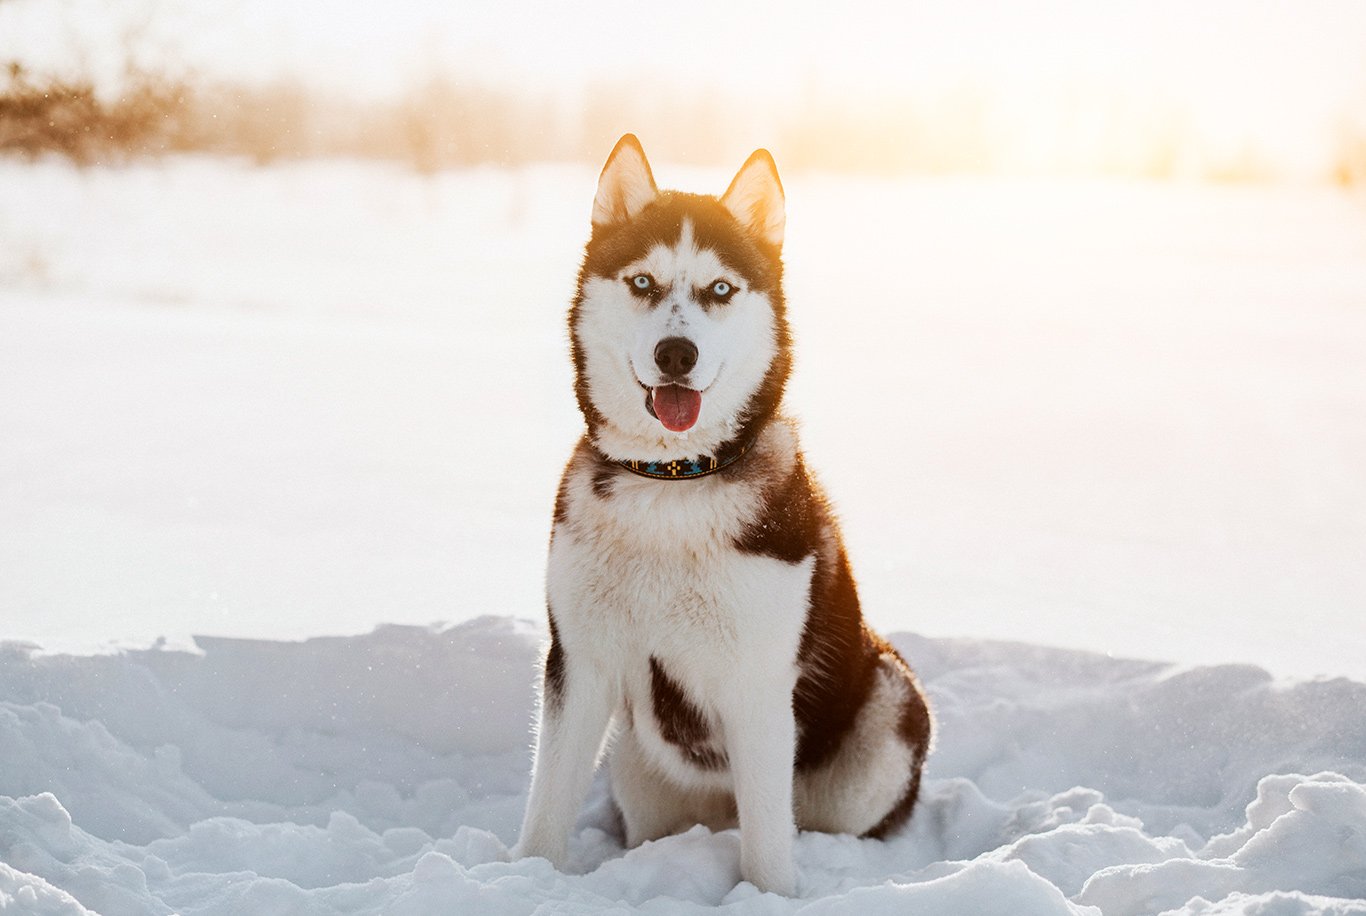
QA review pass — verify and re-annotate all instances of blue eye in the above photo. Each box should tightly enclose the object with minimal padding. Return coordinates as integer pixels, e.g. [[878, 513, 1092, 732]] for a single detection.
[[630, 274, 653, 291], [711, 280, 732, 297]]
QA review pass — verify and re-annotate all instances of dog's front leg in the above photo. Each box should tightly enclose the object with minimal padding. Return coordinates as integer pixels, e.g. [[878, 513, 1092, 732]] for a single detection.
[[512, 649, 613, 870], [723, 691, 798, 896]]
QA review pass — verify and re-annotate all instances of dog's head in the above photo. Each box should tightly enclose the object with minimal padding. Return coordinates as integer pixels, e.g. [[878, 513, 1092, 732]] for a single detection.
[[570, 134, 792, 461]]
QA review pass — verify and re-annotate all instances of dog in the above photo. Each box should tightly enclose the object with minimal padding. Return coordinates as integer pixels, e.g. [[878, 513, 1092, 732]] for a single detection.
[[512, 134, 932, 896]]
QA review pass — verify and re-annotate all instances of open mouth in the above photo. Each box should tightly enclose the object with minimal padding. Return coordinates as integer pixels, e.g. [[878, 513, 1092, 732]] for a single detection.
[[646, 383, 702, 432]]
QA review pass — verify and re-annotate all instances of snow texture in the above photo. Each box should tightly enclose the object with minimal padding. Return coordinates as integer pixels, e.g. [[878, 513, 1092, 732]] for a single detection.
[[1, 617, 1364, 914]]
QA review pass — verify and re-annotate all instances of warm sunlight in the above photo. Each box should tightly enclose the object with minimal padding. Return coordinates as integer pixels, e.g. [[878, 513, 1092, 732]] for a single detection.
[[2, 0, 1365, 179]]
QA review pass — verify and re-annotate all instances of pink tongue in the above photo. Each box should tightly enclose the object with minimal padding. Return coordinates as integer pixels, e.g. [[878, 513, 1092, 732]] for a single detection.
[[652, 385, 703, 432]]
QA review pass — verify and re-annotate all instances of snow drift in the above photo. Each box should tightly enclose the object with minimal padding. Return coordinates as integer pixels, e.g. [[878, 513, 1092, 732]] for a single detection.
[[2, 617, 1364, 914]]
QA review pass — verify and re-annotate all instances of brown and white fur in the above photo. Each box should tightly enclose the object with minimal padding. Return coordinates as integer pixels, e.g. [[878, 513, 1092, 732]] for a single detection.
[[512, 135, 932, 896]]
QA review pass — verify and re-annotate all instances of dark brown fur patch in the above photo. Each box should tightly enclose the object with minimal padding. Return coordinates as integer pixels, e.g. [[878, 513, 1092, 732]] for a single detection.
[[590, 462, 617, 500], [734, 457, 821, 564], [545, 608, 566, 712], [552, 473, 572, 528], [793, 549, 885, 772], [649, 656, 728, 770], [896, 669, 934, 753]]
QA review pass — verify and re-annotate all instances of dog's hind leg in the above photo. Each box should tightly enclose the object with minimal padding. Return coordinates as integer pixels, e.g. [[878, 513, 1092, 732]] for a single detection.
[[610, 726, 735, 846], [793, 652, 930, 838]]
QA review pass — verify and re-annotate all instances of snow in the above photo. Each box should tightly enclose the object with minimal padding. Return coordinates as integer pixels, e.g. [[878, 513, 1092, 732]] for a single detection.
[[2, 157, 1366, 912], [2, 619, 1366, 913]]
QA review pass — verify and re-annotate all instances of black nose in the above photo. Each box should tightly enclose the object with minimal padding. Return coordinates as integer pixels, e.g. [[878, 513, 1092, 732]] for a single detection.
[[653, 337, 698, 378]]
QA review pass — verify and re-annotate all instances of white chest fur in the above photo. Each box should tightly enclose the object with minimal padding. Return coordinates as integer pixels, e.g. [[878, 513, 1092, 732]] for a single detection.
[[548, 463, 813, 752]]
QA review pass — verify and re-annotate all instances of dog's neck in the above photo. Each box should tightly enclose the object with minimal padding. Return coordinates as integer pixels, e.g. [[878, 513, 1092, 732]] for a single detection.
[[611, 435, 755, 480]]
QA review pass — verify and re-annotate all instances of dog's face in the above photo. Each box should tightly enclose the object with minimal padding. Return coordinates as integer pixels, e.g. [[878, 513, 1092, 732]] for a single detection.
[[570, 135, 792, 460]]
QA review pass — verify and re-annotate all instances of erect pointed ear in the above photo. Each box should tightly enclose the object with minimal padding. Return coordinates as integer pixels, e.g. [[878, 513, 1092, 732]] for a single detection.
[[721, 149, 785, 249], [592, 134, 658, 227]]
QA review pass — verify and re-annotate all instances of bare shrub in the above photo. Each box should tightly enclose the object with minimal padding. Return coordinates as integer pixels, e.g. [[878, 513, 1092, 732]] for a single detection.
[[0, 61, 187, 164]]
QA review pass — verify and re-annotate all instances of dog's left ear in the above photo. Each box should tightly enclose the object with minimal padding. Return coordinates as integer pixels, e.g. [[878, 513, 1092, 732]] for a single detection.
[[721, 149, 785, 250]]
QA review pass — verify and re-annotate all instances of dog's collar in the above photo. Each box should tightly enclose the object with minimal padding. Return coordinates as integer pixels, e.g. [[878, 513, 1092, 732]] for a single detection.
[[613, 438, 754, 480]]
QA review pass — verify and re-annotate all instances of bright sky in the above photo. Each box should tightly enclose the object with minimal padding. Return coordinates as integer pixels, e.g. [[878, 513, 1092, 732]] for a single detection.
[[3, 0, 1365, 176]]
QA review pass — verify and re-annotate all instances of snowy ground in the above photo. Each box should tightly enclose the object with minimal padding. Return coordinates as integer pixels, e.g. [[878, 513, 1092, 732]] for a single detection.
[[2, 618, 1366, 914], [2, 157, 1366, 912]]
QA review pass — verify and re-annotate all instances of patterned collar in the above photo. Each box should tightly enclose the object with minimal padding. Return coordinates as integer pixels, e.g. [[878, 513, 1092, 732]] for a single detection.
[[615, 438, 754, 480]]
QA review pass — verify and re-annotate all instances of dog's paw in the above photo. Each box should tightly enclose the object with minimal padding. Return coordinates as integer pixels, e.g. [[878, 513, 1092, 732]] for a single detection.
[[741, 852, 797, 897]]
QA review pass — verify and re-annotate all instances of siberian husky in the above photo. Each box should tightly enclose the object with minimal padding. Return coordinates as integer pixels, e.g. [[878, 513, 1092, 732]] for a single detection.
[[513, 135, 932, 896]]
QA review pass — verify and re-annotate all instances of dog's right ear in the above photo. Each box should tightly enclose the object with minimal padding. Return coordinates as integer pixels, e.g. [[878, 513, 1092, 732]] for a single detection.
[[592, 134, 658, 227]]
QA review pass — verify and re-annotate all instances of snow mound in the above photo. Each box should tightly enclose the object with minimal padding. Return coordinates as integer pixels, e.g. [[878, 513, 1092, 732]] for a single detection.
[[2, 617, 1365, 914]]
